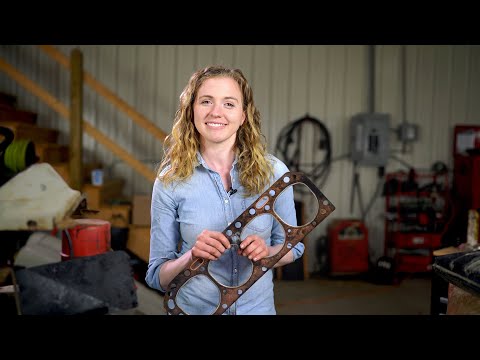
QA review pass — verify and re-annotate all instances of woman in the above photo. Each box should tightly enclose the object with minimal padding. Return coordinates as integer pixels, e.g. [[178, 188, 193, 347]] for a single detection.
[[145, 65, 304, 315]]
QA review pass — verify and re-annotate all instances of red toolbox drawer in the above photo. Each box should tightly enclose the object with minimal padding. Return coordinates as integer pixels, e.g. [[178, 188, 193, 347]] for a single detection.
[[396, 253, 433, 273], [393, 232, 442, 249]]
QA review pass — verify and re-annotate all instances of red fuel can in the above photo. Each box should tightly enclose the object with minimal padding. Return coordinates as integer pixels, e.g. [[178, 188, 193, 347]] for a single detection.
[[61, 219, 111, 261]]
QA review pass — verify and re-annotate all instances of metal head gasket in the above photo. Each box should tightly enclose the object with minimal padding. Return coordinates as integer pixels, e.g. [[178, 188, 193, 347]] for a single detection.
[[164, 171, 335, 315]]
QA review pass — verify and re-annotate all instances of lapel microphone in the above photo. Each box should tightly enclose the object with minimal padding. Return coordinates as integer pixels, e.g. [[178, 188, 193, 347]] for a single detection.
[[228, 187, 237, 196]]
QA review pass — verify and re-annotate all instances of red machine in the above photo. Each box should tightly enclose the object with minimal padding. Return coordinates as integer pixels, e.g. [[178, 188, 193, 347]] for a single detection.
[[328, 219, 369, 275], [454, 154, 480, 209]]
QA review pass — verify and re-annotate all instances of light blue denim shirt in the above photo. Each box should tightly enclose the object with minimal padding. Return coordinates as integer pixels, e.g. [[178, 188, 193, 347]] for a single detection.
[[145, 152, 304, 315]]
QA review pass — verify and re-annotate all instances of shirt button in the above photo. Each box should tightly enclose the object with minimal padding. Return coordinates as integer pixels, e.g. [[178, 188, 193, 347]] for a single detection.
[[234, 268, 237, 273], [224, 199, 229, 204]]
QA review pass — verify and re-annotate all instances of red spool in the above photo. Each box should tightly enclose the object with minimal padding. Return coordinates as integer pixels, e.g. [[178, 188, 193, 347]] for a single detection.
[[61, 219, 111, 261]]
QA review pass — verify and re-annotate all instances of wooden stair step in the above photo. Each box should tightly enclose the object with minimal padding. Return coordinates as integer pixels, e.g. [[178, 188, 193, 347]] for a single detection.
[[0, 108, 37, 124], [0, 121, 59, 143], [35, 142, 69, 163]]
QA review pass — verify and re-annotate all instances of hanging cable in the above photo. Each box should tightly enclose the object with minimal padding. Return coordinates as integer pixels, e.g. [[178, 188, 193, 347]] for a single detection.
[[275, 114, 332, 188]]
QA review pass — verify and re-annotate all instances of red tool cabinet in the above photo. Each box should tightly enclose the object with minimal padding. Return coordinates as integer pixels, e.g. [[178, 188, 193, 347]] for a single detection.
[[384, 169, 452, 273]]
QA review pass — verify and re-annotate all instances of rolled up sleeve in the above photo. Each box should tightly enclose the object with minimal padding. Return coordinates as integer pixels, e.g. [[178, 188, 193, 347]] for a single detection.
[[145, 178, 181, 292]]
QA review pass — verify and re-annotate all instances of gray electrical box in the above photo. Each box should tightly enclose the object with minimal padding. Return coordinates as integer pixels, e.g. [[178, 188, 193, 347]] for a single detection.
[[350, 112, 390, 166]]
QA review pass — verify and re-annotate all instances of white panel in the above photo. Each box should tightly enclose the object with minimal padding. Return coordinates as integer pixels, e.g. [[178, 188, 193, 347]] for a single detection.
[[308, 46, 329, 119], [214, 45, 234, 66], [414, 46, 436, 169], [195, 45, 215, 69], [80, 45, 99, 166], [175, 45, 196, 100], [290, 46, 317, 272], [290, 45, 309, 118], [95, 45, 119, 179], [115, 45, 137, 197], [449, 46, 470, 127], [324, 45, 348, 218], [371, 45, 403, 260], [132, 45, 157, 195], [304, 46, 336, 272], [154, 45, 176, 174], [376, 45, 402, 118], [232, 46, 254, 80], [431, 46, 454, 166], [269, 45, 291, 156], [251, 46, 273, 145], [346, 46, 369, 118]]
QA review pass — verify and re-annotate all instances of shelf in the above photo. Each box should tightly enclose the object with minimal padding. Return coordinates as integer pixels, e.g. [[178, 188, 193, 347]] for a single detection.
[[384, 169, 452, 273]]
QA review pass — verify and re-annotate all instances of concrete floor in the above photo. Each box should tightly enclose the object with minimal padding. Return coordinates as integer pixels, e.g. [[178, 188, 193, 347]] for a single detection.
[[11, 231, 432, 315], [274, 275, 431, 315]]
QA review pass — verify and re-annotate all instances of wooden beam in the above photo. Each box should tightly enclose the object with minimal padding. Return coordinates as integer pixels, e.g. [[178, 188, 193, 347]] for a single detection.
[[0, 57, 156, 182], [38, 45, 167, 142], [70, 48, 83, 191]]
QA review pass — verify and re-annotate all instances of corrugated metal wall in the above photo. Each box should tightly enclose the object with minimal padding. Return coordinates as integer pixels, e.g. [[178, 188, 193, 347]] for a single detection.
[[1, 45, 479, 272]]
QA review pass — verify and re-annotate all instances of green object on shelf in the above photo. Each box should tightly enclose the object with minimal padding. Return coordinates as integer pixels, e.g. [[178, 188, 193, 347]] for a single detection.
[[3, 139, 36, 173]]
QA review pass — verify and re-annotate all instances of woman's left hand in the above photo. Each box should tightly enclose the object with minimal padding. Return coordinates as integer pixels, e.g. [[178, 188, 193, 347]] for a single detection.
[[238, 235, 269, 261]]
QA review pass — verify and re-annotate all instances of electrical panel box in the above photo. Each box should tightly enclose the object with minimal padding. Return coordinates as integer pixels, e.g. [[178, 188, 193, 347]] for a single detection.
[[350, 112, 390, 166], [397, 122, 419, 142]]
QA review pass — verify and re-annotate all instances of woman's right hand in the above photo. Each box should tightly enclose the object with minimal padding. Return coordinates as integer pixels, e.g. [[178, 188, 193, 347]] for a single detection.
[[191, 230, 231, 260]]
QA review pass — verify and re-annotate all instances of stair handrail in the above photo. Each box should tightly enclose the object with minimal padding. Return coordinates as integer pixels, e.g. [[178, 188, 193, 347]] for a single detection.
[[37, 45, 167, 143], [0, 56, 156, 182]]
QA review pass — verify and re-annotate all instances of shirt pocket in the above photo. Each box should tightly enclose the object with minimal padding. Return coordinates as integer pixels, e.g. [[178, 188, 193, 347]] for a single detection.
[[242, 196, 272, 233]]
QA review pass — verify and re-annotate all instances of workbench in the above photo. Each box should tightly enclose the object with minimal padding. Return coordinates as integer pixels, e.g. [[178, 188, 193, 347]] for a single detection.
[[432, 247, 480, 315]]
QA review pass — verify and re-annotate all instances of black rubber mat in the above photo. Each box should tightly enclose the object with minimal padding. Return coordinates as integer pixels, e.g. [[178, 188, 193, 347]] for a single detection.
[[15, 250, 138, 315]]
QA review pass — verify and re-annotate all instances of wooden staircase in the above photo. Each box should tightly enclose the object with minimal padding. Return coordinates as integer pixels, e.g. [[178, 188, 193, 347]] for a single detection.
[[0, 91, 152, 276]]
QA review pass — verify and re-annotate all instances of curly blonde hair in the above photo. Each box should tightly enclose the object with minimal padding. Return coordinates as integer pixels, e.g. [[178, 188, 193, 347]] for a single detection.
[[158, 65, 273, 196]]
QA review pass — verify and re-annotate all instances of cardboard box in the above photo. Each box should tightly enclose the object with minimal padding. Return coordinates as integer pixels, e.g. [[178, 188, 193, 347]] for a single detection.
[[84, 204, 131, 228], [82, 179, 125, 209], [132, 194, 151, 226], [127, 225, 150, 263]]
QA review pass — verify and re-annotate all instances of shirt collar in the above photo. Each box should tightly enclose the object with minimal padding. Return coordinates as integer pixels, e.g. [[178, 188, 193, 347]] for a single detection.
[[196, 151, 238, 171]]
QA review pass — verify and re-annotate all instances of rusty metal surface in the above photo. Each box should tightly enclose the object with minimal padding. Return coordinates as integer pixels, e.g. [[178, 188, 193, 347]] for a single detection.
[[164, 171, 335, 315]]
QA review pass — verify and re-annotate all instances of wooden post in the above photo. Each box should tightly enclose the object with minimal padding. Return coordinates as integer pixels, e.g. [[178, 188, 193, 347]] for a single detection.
[[70, 48, 83, 191]]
